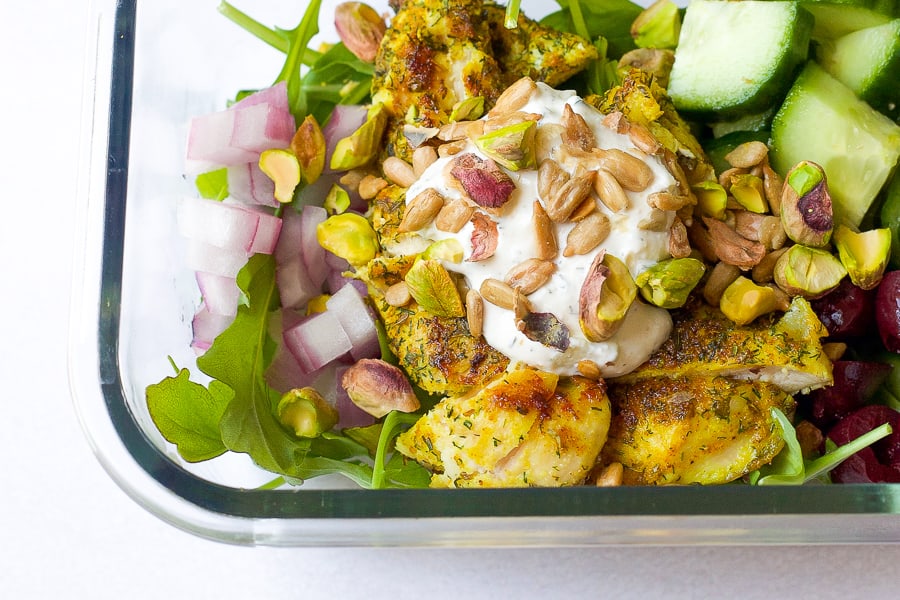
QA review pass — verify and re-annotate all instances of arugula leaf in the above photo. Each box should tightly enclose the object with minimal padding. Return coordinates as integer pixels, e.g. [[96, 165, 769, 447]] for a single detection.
[[544, 0, 642, 59], [752, 408, 893, 485], [146, 367, 233, 462], [195, 168, 229, 200], [371, 411, 426, 489], [301, 44, 375, 125]]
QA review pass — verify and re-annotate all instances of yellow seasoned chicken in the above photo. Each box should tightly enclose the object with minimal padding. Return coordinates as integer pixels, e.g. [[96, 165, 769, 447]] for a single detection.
[[601, 375, 794, 485], [358, 252, 509, 396], [614, 296, 833, 394], [396, 368, 611, 487]]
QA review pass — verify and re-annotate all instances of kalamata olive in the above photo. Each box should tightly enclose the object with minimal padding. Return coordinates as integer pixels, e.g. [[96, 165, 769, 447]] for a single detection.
[[806, 361, 893, 428], [809, 278, 876, 339], [875, 270, 900, 352], [827, 405, 900, 483]]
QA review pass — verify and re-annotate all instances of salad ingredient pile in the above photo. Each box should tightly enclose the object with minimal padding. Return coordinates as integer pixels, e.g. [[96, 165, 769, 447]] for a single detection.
[[148, 0, 900, 490]]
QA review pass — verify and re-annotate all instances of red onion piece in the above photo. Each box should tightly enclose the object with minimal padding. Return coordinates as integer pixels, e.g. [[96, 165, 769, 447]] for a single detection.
[[299, 206, 330, 288], [195, 272, 240, 317], [177, 197, 260, 251], [191, 302, 234, 355], [186, 239, 250, 278], [227, 162, 277, 208], [283, 310, 353, 374], [247, 209, 282, 255], [276, 255, 322, 310], [322, 104, 368, 172], [325, 283, 379, 361]]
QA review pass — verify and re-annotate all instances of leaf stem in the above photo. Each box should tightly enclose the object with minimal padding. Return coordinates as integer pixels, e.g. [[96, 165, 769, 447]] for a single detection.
[[218, 1, 288, 53], [504, 0, 521, 28], [568, 0, 591, 41]]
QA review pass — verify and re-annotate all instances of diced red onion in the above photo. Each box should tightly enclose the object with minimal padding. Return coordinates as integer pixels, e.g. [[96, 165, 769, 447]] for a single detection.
[[232, 81, 290, 113], [299, 206, 330, 288], [276, 255, 322, 310], [227, 162, 277, 208], [186, 109, 258, 167], [274, 206, 304, 264], [247, 209, 282, 255], [191, 302, 234, 355], [265, 340, 323, 393], [327, 271, 368, 297], [333, 365, 376, 429], [177, 197, 260, 251], [195, 272, 240, 317], [186, 239, 250, 278], [325, 250, 351, 272], [230, 102, 294, 153], [325, 283, 380, 361], [283, 310, 353, 374]]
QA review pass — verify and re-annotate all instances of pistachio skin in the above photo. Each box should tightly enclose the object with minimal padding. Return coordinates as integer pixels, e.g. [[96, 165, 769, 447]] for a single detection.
[[277, 387, 339, 438], [780, 161, 833, 247], [774, 244, 847, 299]]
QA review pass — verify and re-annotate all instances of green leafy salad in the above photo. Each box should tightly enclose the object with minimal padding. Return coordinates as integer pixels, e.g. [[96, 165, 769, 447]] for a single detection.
[[147, 0, 900, 490]]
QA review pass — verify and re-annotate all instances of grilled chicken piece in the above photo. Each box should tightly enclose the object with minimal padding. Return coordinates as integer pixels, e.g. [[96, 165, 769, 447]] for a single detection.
[[484, 4, 599, 88], [396, 368, 611, 487], [358, 253, 509, 396], [614, 296, 833, 395], [601, 375, 794, 485]]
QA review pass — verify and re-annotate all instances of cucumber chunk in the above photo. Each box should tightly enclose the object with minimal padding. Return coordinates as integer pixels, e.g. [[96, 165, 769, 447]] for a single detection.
[[800, 0, 898, 39], [668, 0, 813, 119], [816, 18, 900, 119], [771, 62, 900, 227], [880, 173, 900, 268]]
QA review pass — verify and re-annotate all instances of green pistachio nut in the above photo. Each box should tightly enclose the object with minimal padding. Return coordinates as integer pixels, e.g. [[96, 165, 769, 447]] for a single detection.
[[631, 0, 682, 49], [330, 104, 388, 171], [692, 180, 728, 220], [277, 387, 339, 438], [316, 212, 380, 266], [291, 114, 326, 184], [259, 149, 301, 204], [833, 225, 891, 290], [635, 257, 706, 309], [719, 276, 781, 326], [475, 120, 537, 171], [579, 253, 637, 342], [781, 161, 833, 247], [404, 258, 465, 317], [729, 173, 768, 213], [450, 96, 485, 122], [774, 244, 847, 299], [324, 184, 352, 215], [421, 238, 464, 263]]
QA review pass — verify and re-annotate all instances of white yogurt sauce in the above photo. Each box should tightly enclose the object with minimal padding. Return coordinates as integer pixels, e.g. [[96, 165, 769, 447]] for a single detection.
[[401, 82, 676, 377]]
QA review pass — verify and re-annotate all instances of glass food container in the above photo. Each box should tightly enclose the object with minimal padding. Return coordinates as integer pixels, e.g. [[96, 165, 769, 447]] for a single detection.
[[69, 0, 900, 546]]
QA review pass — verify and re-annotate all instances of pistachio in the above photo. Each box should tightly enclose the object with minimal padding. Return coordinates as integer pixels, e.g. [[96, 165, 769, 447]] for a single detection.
[[687, 218, 719, 262], [434, 198, 476, 233], [532, 200, 558, 260], [483, 111, 542, 135], [561, 104, 596, 151], [475, 120, 537, 172], [692, 180, 728, 220], [384, 281, 412, 307], [751, 247, 789, 284], [702, 261, 741, 306], [761, 161, 784, 216], [719, 276, 781, 326], [631, 0, 682, 49], [323, 184, 351, 214], [450, 96, 485, 122], [505, 258, 557, 294], [733, 212, 787, 250], [702, 216, 766, 269], [450, 153, 516, 210], [517, 311, 571, 352], [277, 387, 339, 438], [774, 244, 847, 299], [382, 156, 417, 188], [729, 173, 768, 213], [404, 259, 465, 317], [634, 257, 705, 309], [724, 141, 769, 169], [290, 115, 326, 184], [465, 289, 484, 338], [833, 225, 891, 290], [579, 253, 637, 342], [421, 238, 464, 263], [259, 148, 301, 204], [316, 212, 379, 266], [468, 212, 499, 262], [780, 161, 833, 247], [564, 211, 611, 257], [334, 2, 387, 62], [398, 187, 445, 232], [341, 358, 420, 419], [330, 104, 388, 171]]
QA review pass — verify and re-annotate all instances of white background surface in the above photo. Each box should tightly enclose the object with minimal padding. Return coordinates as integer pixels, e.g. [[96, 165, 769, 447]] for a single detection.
[[2, 1, 898, 598]]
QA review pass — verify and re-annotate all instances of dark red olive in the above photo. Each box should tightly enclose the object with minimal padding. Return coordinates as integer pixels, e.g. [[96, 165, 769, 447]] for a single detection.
[[810, 278, 876, 339], [807, 361, 893, 428], [827, 405, 900, 483], [875, 270, 900, 353]]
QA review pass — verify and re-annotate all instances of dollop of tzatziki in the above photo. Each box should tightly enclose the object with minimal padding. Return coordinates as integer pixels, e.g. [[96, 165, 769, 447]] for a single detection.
[[402, 82, 676, 377]]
